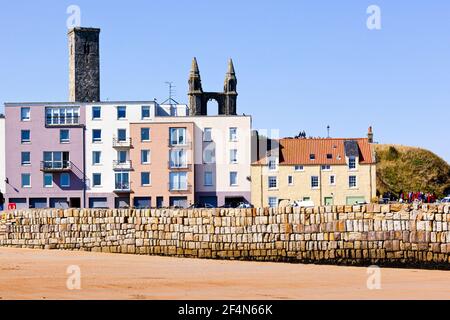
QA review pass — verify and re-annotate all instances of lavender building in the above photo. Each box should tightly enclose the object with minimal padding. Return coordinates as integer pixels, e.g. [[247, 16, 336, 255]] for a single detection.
[[4, 103, 86, 208]]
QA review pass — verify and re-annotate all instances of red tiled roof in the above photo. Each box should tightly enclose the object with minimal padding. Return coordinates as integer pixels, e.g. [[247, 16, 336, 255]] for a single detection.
[[254, 138, 375, 165]]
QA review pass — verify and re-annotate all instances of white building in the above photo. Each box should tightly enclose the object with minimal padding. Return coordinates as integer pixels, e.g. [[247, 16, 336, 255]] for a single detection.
[[153, 114, 252, 207]]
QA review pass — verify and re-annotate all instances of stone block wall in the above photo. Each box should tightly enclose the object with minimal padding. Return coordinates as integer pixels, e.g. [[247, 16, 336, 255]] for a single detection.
[[1, 204, 450, 268]]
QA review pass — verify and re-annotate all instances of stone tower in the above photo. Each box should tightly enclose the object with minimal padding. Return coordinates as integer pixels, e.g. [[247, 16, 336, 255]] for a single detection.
[[188, 57, 204, 115], [188, 58, 238, 116], [223, 59, 238, 115], [68, 27, 101, 103]]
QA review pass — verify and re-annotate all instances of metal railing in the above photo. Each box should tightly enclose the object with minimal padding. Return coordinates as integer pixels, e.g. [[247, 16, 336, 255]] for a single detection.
[[168, 183, 192, 192], [113, 137, 132, 148], [168, 162, 192, 170], [113, 160, 132, 170], [40, 160, 72, 172], [168, 139, 192, 148], [114, 182, 131, 192]]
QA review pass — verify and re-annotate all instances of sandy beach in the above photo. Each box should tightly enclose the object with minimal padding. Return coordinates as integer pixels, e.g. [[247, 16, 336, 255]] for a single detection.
[[0, 247, 449, 300]]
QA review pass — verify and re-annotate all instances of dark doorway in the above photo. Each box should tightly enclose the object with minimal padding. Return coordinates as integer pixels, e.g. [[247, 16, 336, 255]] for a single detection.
[[70, 198, 81, 208], [199, 196, 218, 208], [115, 197, 130, 209], [133, 197, 151, 209], [156, 197, 164, 208]]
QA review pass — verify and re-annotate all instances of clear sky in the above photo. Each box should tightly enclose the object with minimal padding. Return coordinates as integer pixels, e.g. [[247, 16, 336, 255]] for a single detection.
[[1, 0, 449, 162]]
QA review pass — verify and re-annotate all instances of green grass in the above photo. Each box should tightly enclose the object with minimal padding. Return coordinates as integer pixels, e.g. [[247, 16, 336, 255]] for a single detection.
[[375, 144, 450, 198]]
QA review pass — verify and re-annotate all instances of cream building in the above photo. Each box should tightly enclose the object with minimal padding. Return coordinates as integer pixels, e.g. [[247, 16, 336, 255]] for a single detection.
[[251, 136, 376, 207]]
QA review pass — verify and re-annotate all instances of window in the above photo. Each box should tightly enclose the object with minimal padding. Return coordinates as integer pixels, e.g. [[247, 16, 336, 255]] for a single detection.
[[21, 130, 30, 143], [268, 158, 278, 171], [21, 152, 31, 166], [311, 176, 319, 189], [117, 129, 127, 141], [21, 174, 31, 188], [230, 172, 238, 186], [92, 151, 101, 165], [288, 175, 294, 185], [92, 129, 102, 142], [330, 175, 336, 185], [141, 106, 151, 119], [60, 173, 70, 187], [349, 157, 356, 170], [117, 150, 128, 163], [170, 128, 187, 145], [141, 172, 151, 186], [21, 107, 30, 121], [43, 152, 70, 169], [268, 176, 277, 189], [169, 172, 188, 190], [204, 148, 215, 164], [310, 154, 316, 160], [92, 173, 102, 187], [115, 172, 130, 190], [204, 172, 213, 186], [349, 175, 357, 188], [203, 128, 212, 141], [327, 153, 333, 159], [117, 106, 127, 119], [92, 106, 101, 120], [141, 128, 150, 141], [43, 173, 53, 188], [169, 149, 187, 168], [60, 129, 70, 143], [268, 197, 278, 208], [141, 150, 150, 164], [229, 127, 238, 141], [321, 165, 331, 171], [45, 107, 79, 125], [294, 165, 304, 171], [230, 149, 238, 164]]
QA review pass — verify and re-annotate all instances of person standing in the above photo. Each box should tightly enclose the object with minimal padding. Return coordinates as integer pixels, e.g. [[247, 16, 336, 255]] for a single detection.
[[0, 190, 4, 211]]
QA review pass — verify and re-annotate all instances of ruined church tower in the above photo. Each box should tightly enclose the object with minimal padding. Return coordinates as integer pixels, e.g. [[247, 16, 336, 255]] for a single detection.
[[68, 27, 101, 103]]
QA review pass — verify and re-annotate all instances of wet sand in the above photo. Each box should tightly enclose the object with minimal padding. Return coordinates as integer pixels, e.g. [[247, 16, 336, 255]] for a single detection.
[[0, 247, 449, 300]]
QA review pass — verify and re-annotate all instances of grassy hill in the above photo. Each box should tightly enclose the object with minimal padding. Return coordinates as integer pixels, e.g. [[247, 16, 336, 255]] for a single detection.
[[374, 144, 450, 199]]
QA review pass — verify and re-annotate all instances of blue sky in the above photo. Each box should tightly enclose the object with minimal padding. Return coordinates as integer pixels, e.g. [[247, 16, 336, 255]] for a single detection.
[[1, 0, 449, 162]]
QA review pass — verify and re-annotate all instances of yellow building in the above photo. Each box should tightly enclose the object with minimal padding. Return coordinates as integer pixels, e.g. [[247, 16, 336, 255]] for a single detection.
[[251, 136, 376, 207]]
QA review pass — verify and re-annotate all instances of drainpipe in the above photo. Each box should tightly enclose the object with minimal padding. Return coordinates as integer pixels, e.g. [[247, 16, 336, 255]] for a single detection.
[[82, 124, 86, 208]]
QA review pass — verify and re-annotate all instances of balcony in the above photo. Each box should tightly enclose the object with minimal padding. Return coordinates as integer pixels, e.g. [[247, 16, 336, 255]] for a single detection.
[[45, 116, 81, 127], [40, 161, 72, 172], [113, 160, 133, 171], [114, 182, 131, 193], [168, 139, 192, 149], [168, 183, 192, 193], [113, 137, 132, 148], [168, 162, 192, 171]]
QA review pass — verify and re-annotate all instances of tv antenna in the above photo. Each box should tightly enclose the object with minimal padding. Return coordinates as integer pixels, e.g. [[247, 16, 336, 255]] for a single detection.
[[162, 81, 180, 105], [327, 125, 330, 138]]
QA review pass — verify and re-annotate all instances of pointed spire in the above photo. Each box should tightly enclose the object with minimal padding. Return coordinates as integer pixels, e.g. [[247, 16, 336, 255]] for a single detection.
[[227, 58, 235, 75], [191, 57, 200, 75]]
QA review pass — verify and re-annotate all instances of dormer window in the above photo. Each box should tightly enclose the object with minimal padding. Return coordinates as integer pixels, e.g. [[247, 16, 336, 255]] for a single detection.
[[326, 154, 333, 159], [310, 154, 315, 160]]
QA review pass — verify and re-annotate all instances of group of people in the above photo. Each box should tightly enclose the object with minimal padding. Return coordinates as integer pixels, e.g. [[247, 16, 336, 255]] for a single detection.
[[381, 191, 438, 204], [398, 191, 437, 204]]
